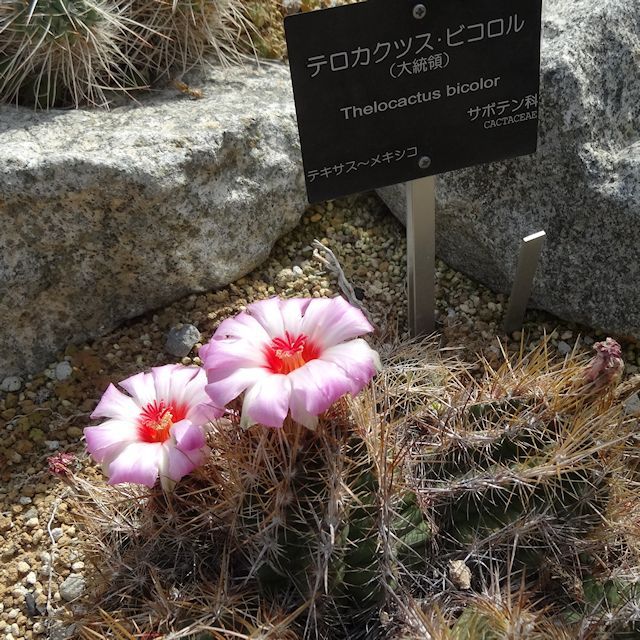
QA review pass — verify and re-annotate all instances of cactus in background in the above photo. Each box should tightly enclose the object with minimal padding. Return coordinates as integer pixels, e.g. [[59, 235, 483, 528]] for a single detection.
[[0, 0, 145, 108], [0, 0, 249, 108], [128, 0, 248, 81], [395, 339, 640, 638]]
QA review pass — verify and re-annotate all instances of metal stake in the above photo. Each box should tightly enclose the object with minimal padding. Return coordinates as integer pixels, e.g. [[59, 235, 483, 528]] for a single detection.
[[503, 230, 546, 333], [406, 175, 436, 336]]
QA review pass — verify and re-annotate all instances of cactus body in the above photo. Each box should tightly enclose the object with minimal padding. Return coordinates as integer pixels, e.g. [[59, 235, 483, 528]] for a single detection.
[[210, 414, 430, 639], [400, 342, 640, 638], [72, 339, 640, 639], [0, 0, 248, 108], [0, 0, 145, 108]]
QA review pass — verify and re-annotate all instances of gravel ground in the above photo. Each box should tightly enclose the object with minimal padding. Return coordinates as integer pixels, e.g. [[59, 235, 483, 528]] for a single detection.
[[0, 193, 638, 639]]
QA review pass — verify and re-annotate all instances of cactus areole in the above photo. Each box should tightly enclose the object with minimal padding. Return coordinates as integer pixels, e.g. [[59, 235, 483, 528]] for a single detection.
[[285, 0, 542, 202]]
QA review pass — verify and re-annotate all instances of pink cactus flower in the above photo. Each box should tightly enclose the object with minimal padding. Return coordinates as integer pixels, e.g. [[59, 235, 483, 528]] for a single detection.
[[200, 296, 381, 429], [84, 365, 221, 491]]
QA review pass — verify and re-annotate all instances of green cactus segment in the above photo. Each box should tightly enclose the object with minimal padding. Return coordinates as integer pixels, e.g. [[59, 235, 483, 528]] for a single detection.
[[7, 1, 104, 41], [415, 394, 610, 558], [225, 421, 430, 637], [564, 578, 640, 636]]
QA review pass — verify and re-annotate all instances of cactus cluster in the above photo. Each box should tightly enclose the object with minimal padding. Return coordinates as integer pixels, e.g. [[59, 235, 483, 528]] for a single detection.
[[0, 0, 248, 109], [395, 341, 640, 639], [70, 338, 640, 639]]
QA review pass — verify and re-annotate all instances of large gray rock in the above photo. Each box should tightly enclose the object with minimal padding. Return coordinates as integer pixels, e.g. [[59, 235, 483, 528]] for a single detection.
[[0, 63, 305, 378], [379, 0, 640, 338]]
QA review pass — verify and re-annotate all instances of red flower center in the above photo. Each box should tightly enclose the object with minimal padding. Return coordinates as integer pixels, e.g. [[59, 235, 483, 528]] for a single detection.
[[264, 331, 320, 374], [137, 400, 187, 443]]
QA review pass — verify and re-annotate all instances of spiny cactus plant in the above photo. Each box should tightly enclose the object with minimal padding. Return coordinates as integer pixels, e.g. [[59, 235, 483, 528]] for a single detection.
[[207, 409, 430, 639], [0, 0, 249, 109], [0, 0, 145, 108], [69, 337, 640, 639], [128, 0, 248, 80], [73, 399, 431, 639], [392, 339, 640, 638]]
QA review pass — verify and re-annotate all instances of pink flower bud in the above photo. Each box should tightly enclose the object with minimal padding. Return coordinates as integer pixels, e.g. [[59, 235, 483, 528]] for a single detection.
[[584, 338, 624, 389], [48, 452, 76, 476]]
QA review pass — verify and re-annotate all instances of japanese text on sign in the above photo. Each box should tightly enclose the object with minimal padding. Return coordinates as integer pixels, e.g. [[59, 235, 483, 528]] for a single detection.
[[306, 146, 419, 182], [306, 14, 525, 79]]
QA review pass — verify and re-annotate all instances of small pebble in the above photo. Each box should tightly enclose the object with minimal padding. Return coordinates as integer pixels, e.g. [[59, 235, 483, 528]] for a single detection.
[[49, 622, 76, 640], [23, 507, 38, 520], [623, 393, 640, 417], [165, 324, 201, 358], [54, 361, 73, 381], [17, 561, 30, 575], [1, 376, 22, 392], [59, 574, 86, 602], [557, 341, 572, 355]]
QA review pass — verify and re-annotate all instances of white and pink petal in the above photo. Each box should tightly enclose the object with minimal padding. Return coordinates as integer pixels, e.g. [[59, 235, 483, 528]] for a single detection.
[[150, 365, 181, 405], [300, 297, 375, 350], [159, 444, 206, 488], [289, 392, 319, 431], [244, 297, 288, 338], [205, 366, 270, 408], [213, 312, 272, 346], [91, 384, 141, 421], [288, 359, 353, 416], [118, 371, 156, 408], [106, 442, 164, 487], [320, 339, 381, 395], [84, 419, 138, 464], [201, 338, 268, 376], [241, 374, 292, 428], [171, 419, 206, 452]]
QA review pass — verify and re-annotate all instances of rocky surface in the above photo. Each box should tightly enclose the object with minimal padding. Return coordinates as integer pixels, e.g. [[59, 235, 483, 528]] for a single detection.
[[0, 62, 306, 379], [378, 0, 640, 339]]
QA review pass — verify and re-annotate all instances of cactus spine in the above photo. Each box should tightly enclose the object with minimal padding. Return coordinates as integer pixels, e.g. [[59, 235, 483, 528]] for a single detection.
[[0, 0, 144, 108], [0, 0, 249, 108], [207, 407, 430, 639], [71, 339, 640, 639]]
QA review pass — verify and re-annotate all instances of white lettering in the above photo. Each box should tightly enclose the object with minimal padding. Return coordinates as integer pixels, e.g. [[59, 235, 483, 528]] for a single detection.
[[339, 77, 501, 120]]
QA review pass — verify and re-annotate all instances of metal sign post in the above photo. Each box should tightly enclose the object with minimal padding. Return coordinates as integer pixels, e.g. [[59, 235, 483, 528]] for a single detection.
[[503, 230, 546, 333], [406, 175, 436, 336]]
